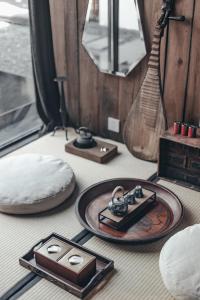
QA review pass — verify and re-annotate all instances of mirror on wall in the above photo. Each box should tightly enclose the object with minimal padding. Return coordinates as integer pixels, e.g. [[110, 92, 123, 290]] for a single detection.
[[82, 0, 146, 77]]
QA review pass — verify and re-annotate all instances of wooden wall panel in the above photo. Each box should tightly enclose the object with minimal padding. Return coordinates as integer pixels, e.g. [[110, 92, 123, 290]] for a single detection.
[[185, 0, 200, 125], [98, 73, 120, 140], [163, 0, 195, 127], [78, 0, 100, 133], [50, 0, 200, 142], [119, 0, 163, 139], [78, 0, 121, 141], [49, 0, 80, 127], [63, 0, 80, 127], [49, 0, 66, 75]]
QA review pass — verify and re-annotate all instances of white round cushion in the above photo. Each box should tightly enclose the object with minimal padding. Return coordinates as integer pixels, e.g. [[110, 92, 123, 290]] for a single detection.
[[0, 154, 76, 214], [159, 224, 200, 300]]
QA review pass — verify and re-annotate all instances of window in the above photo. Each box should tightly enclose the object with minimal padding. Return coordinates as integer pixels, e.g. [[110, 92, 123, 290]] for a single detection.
[[0, 0, 42, 149]]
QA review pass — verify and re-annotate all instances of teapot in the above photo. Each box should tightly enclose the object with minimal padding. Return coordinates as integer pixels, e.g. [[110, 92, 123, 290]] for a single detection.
[[74, 127, 97, 149], [108, 186, 128, 217], [134, 185, 144, 198]]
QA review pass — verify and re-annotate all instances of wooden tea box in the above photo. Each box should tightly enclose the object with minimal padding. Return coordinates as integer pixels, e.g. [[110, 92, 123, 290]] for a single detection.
[[158, 127, 200, 189], [34, 237, 96, 285]]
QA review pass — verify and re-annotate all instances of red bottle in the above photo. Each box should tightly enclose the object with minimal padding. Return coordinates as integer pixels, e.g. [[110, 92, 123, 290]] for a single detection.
[[173, 121, 181, 135], [188, 125, 197, 138], [181, 123, 188, 136]]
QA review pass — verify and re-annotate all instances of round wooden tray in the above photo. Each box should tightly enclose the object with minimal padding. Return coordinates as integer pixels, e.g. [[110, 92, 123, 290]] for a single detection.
[[76, 178, 183, 244]]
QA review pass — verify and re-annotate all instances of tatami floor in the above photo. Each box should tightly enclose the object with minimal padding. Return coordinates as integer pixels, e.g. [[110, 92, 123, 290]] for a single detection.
[[1, 128, 200, 299]]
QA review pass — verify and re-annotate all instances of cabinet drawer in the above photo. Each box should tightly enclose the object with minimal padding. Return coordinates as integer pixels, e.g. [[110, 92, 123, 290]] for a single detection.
[[161, 140, 186, 155], [165, 152, 186, 168], [161, 165, 200, 186], [163, 166, 187, 182], [188, 158, 200, 174]]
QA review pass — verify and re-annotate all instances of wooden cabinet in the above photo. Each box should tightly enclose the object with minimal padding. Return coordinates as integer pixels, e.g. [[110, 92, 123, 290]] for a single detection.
[[158, 127, 200, 189]]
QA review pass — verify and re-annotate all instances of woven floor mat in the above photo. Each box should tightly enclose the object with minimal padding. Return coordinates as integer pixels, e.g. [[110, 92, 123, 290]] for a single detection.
[[0, 201, 83, 297], [19, 237, 173, 300], [158, 179, 200, 229], [18, 179, 200, 300], [0, 129, 156, 296]]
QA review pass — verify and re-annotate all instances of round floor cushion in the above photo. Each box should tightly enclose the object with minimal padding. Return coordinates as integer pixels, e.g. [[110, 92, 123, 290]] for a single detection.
[[0, 154, 76, 214], [159, 224, 200, 300]]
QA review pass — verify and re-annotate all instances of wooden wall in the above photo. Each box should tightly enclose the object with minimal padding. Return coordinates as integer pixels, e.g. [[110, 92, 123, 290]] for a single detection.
[[49, 0, 200, 142]]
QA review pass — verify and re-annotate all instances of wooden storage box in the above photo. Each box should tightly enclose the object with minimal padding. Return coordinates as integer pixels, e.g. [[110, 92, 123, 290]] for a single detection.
[[34, 238, 96, 285], [158, 127, 200, 189]]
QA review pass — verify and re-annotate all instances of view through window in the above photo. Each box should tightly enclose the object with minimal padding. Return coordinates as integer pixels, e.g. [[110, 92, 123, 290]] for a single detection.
[[0, 0, 42, 149]]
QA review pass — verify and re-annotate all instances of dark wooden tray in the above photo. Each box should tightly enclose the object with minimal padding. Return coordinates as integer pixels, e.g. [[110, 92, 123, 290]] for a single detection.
[[76, 178, 183, 244], [65, 139, 118, 163], [19, 233, 114, 299]]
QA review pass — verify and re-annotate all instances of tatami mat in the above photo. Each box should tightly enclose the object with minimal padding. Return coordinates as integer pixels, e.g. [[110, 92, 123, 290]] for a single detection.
[[158, 180, 200, 229], [0, 202, 82, 297], [6, 128, 156, 185], [19, 179, 200, 300], [0, 128, 156, 296], [19, 239, 172, 300]]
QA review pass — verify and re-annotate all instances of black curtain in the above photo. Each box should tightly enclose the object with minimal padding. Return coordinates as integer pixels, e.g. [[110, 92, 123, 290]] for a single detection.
[[28, 0, 61, 131]]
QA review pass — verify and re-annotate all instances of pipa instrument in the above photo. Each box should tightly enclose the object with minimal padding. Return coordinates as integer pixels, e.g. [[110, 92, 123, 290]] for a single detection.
[[123, 0, 184, 162]]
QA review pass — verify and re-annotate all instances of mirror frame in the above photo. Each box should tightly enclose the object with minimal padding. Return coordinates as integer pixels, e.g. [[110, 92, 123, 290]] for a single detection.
[[82, 0, 147, 77]]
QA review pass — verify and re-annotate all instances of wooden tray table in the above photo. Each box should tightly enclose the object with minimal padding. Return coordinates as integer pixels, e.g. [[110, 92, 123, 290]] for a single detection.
[[76, 178, 183, 244]]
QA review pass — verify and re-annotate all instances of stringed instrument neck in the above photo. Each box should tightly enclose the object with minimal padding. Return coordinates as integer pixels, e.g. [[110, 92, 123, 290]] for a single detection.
[[140, 25, 164, 129], [148, 25, 163, 70]]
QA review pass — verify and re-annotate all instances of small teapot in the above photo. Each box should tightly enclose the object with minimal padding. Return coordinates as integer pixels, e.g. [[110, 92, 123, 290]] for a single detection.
[[108, 186, 128, 217], [125, 190, 136, 205], [74, 127, 96, 149], [134, 185, 144, 198]]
